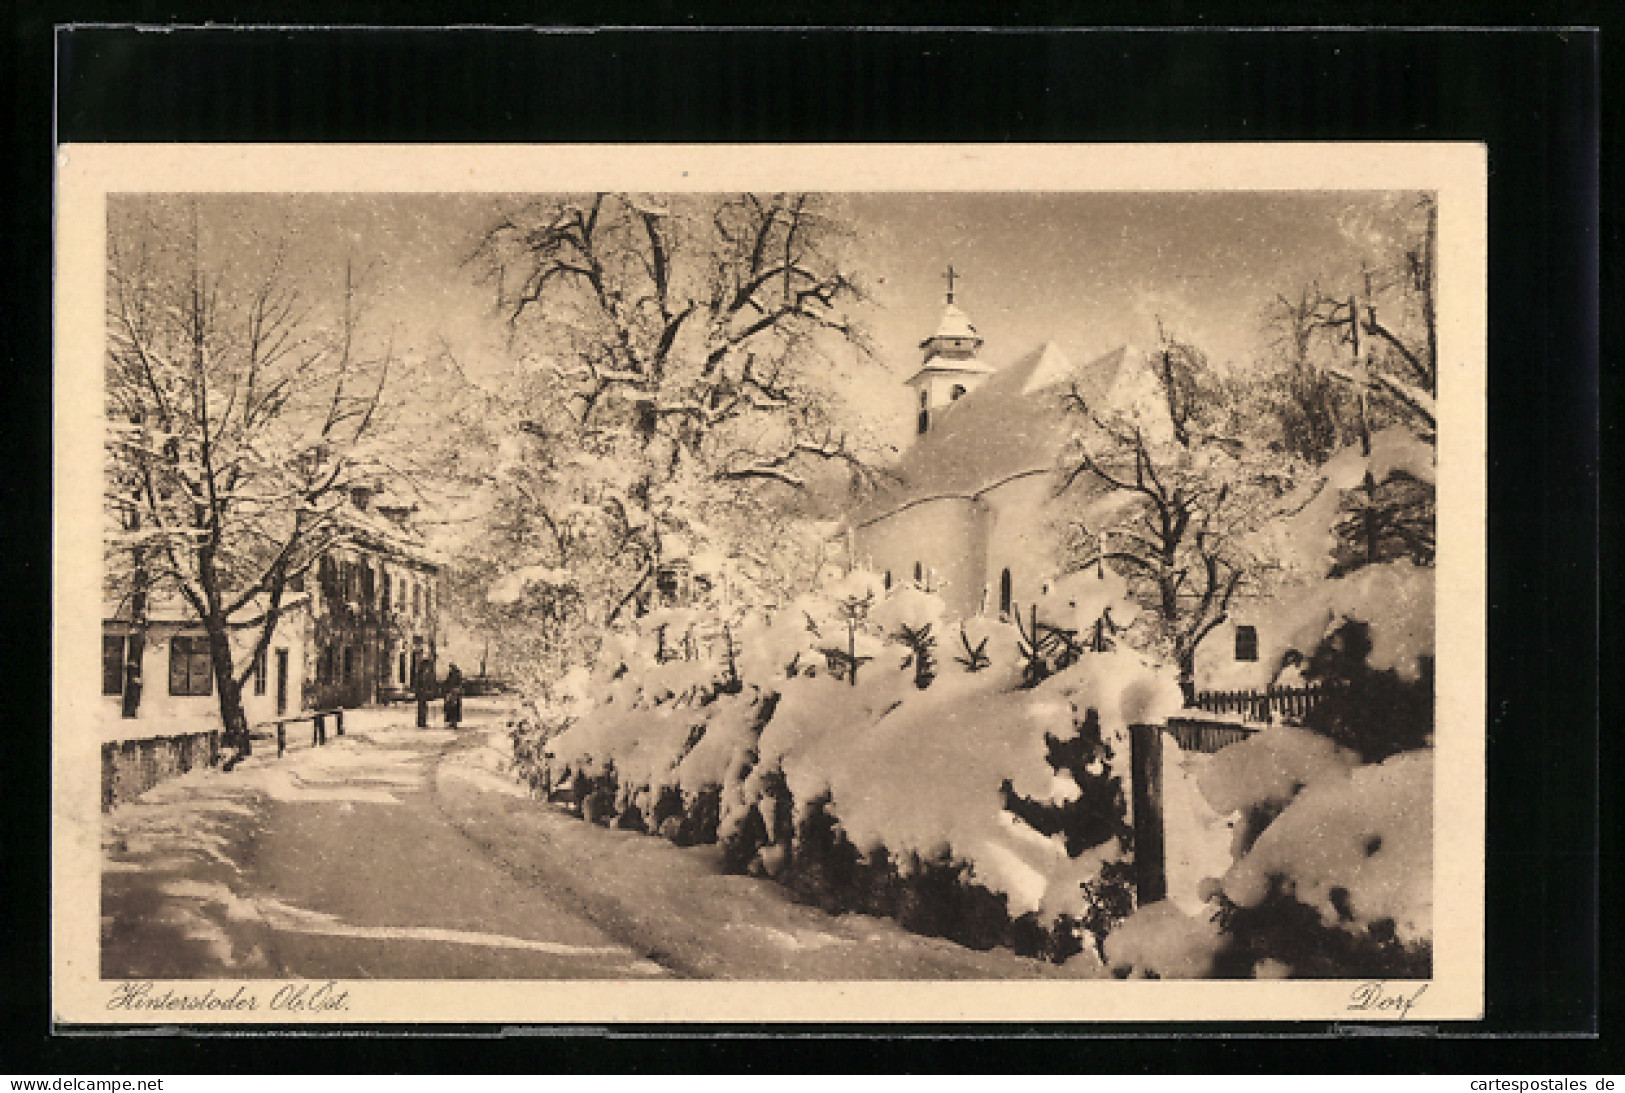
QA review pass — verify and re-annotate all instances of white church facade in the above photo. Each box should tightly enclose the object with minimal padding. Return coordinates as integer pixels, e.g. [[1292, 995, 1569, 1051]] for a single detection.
[[845, 283, 1282, 692], [846, 286, 1133, 623]]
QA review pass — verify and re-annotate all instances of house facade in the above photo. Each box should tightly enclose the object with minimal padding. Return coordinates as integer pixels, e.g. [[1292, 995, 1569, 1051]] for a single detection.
[[101, 486, 443, 735], [101, 598, 311, 735], [306, 488, 444, 711]]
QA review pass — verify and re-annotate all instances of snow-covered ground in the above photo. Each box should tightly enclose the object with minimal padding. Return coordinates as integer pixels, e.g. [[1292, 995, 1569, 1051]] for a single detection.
[[102, 710, 1072, 980]]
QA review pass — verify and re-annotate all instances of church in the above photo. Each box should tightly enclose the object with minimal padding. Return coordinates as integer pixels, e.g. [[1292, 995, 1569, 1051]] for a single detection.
[[843, 274, 1327, 696], [845, 275, 1137, 622]]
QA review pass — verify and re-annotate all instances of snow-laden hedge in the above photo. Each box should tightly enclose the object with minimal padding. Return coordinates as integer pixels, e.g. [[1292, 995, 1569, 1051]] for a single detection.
[[511, 573, 1184, 964], [510, 564, 1434, 976]]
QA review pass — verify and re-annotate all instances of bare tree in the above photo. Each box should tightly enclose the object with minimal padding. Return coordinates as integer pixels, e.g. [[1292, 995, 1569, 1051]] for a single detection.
[[105, 205, 396, 751], [1300, 194, 1439, 443], [1059, 328, 1292, 701], [470, 192, 882, 625], [1262, 287, 1360, 464]]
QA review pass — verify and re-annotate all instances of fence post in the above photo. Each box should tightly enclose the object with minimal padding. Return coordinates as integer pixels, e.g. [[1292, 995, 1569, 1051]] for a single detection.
[[1128, 723, 1167, 906]]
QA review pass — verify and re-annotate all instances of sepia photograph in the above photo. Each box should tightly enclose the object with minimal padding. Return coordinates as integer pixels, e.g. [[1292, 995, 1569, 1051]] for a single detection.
[[53, 144, 1486, 1023]]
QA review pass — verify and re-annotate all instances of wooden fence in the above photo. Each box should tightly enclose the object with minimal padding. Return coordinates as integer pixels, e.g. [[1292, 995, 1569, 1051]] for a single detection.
[[1193, 684, 1328, 724], [101, 729, 221, 812], [1163, 716, 1260, 754]]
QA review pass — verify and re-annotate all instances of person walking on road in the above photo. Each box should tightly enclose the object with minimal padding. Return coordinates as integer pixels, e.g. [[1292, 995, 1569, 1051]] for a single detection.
[[443, 662, 465, 729]]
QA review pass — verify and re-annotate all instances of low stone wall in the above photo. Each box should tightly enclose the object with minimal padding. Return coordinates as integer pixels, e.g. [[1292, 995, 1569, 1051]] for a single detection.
[[101, 729, 221, 812]]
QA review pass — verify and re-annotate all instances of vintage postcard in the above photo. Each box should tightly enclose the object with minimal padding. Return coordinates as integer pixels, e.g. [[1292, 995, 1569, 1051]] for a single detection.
[[54, 143, 1486, 1024]]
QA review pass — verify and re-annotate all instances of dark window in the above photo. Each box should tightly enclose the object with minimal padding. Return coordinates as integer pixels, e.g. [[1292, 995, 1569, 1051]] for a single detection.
[[412, 582, 422, 616], [999, 568, 1013, 618], [913, 561, 923, 585], [399, 652, 408, 685], [950, 384, 968, 401], [253, 647, 268, 695], [361, 565, 375, 605], [1235, 625, 1259, 662], [169, 636, 213, 697], [102, 635, 126, 696], [342, 646, 355, 683], [917, 389, 930, 435], [883, 571, 892, 590]]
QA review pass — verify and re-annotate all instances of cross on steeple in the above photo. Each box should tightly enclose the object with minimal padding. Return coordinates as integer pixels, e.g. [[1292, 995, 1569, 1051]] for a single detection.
[[943, 264, 958, 304]]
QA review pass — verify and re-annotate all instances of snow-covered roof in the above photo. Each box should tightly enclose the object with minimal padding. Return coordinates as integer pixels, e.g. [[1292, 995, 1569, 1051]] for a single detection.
[[901, 356, 998, 385], [921, 302, 980, 345], [337, 501, 445, 569], [104, 588, 312, 626], [853, 342, 1130, 525]]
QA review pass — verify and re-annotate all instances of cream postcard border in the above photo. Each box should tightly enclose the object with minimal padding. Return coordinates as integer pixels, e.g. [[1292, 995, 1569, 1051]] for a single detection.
[[53, 143, 1487, 1024]]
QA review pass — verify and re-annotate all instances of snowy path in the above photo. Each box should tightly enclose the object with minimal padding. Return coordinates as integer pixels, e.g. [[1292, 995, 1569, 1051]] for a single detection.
[[102, 710, 1067, 980]]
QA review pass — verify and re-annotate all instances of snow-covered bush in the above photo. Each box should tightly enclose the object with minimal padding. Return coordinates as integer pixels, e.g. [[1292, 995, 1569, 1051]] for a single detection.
[[733, 612, 811, 682], [511, 572, 1193, 967], [1041, 565, 1139, 646], [870, 585, 947, 689], [1104, 899, 1226, 979], [1222, 749, 1431, 944], [1105, 736, 1432, 980], [955, 616, 1022, 674], [1198, 725, 1360, 854]]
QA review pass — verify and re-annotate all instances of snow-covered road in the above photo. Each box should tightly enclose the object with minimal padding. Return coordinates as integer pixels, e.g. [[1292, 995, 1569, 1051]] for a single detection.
[[102, 709, 1068, 980]]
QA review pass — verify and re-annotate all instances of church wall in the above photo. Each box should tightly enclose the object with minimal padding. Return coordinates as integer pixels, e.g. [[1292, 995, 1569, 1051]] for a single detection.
[[852, 496, 990, 620], [979, 473, 1068, 619]]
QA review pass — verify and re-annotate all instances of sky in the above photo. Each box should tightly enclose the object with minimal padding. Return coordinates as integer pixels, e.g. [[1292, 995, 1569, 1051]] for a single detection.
[[845, 190, 1414, 376], [117, 188, 1418, 441]]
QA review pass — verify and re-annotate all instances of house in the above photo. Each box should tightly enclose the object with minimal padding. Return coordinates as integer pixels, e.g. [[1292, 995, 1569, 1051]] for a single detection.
[[306, 485, 444, 710], [101, 484, 444, 735], [846, 287, 1135, 622], [100, 592, 311, 736]]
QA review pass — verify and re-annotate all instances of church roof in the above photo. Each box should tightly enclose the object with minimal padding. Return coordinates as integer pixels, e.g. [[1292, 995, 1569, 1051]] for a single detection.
[[920, 302, 980, 345], [853, 341, 1131, 526], [901, 357, 998, 385]]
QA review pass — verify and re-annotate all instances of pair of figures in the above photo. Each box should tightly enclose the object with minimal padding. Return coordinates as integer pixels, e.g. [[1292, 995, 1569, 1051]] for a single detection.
[[413, 661, 464, 729]]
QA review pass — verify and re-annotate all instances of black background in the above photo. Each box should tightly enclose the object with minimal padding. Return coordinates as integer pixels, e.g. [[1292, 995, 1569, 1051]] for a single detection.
[[4, 8, 1610, 1074]]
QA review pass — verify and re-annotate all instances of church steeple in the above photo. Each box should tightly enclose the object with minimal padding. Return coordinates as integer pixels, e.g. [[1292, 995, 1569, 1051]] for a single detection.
[[905, 269, 996, 434]]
